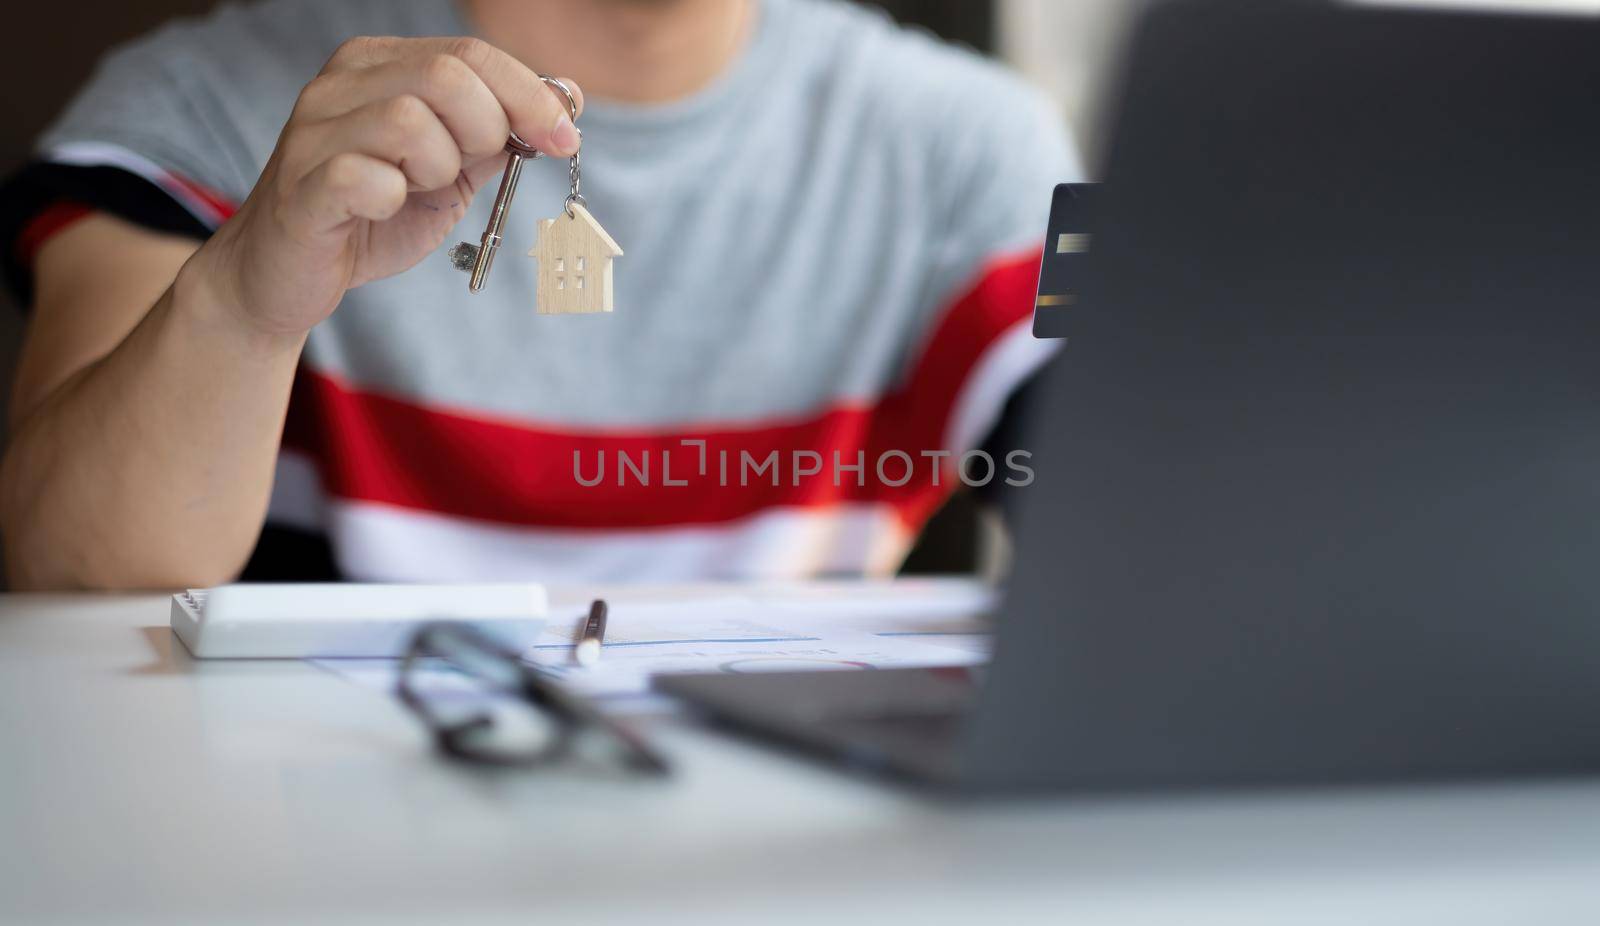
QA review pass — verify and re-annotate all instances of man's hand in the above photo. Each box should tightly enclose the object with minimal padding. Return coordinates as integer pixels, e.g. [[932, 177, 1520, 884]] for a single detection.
[[0, 37, 583, 589], [196, 36, 584, 338]]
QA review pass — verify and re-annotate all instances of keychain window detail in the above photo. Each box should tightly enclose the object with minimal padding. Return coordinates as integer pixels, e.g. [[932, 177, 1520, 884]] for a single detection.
[[532, 203, 620, 313]]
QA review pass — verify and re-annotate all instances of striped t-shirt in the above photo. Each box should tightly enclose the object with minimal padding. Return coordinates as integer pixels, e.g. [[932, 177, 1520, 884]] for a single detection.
[[2, 0, 1079, 583]]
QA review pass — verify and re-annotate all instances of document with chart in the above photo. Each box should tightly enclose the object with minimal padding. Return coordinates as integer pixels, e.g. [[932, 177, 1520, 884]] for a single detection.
[[314, 580, 995, 712]]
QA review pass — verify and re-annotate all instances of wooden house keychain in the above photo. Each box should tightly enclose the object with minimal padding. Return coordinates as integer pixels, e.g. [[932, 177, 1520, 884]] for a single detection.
[[448, 75, 623, 313]]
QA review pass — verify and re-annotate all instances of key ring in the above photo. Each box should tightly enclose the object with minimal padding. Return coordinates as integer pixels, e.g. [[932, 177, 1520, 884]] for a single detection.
[[449, 75, 593, 293], [535, 76, 586, 218], [506, 75, 579, 160], [512, 77, 583, 216], [502, 77, 585, 219]]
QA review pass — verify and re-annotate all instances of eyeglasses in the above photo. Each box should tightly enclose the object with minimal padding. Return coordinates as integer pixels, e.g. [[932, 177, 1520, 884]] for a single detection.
[[396, 621, 668, 775]]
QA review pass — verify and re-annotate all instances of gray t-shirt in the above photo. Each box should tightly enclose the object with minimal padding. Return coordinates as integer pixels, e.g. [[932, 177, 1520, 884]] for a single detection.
[[35, 0, 1080, 582]]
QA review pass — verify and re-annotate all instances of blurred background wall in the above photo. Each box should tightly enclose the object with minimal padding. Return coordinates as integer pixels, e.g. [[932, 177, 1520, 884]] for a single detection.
[[998, 0, 1147, 167]]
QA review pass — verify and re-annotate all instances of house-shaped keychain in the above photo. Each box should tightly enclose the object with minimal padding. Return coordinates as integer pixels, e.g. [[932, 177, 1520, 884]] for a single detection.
[[529, 202, 623, 314]]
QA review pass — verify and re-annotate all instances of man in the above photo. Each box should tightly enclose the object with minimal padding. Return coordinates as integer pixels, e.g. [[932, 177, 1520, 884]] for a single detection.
[[0, 0, 1077, 589]]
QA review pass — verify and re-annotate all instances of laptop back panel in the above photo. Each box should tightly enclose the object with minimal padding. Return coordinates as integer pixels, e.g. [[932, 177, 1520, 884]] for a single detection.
[[962, 0, 1600, 792]]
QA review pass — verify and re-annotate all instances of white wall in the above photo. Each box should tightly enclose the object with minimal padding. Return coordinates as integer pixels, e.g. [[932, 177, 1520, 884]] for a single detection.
[[996, 0, 1143, 168]]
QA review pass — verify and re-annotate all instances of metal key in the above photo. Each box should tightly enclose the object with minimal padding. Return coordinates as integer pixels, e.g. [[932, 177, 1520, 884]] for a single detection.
[[449, 75, 582, 294], [448, 133, 541, 293]]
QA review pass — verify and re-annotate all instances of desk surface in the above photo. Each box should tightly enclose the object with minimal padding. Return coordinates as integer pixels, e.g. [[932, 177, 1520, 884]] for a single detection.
[[3, 589, 1599, 925]]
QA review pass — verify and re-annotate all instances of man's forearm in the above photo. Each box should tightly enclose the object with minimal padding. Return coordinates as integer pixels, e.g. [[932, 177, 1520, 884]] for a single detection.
[[1, 39, 586, 590], [1, 258, 305, 590]]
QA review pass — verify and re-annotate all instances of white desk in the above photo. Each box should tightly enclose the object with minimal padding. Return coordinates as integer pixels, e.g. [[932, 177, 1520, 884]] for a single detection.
[[3, 589, 1599, 925]]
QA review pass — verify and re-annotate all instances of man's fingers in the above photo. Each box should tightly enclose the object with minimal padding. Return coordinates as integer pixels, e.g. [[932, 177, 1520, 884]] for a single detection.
[[320, 35, 406, 74], [299, 94, 464, 192], [319, 37, 584, 157], [298, 152, 408, 229], [443, 38, 583, 157], [295, 55, 509, 161]]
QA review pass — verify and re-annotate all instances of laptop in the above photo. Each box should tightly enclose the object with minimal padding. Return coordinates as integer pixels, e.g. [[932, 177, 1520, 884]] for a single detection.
[[656, 0, 1600, 794]]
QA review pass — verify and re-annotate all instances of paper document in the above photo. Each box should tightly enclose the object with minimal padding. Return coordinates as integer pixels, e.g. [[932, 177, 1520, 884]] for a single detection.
[[314, 579, 995, 713], [531, 628, 991, 701]]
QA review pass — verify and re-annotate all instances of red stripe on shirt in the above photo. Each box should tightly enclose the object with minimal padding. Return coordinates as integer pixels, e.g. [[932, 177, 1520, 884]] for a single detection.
[[279, 250, 1043, 531], [883, 245, 1044, 450], [158, 170, 237, 224], [15, 202, 93, 264]]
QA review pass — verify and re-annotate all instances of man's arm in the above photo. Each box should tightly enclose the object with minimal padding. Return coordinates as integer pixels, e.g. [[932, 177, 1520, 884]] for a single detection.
[[1, 215, 301, 590], [0, 36, 584, 590]]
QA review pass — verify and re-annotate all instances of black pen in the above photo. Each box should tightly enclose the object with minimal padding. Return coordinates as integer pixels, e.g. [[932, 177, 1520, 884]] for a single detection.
[[574, 598, 608, 666]]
